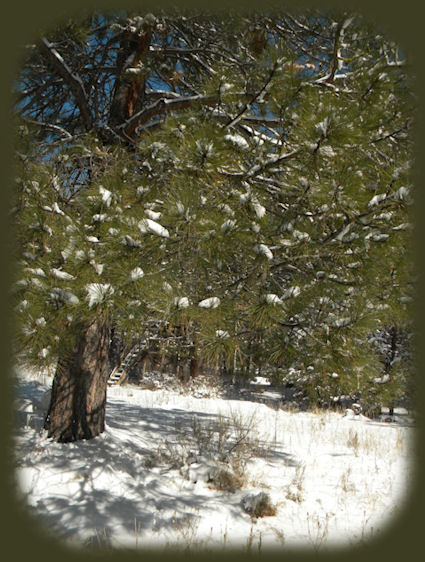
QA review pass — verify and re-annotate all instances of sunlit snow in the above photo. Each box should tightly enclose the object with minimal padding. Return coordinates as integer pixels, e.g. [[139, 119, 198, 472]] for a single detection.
[[14, 367, 414, 552], [86, 283, 114, 307], [254, 244, 273, 260], [138, 218, 170, 238], [198, 297, 220, 309], [130, 267, 144, 281]]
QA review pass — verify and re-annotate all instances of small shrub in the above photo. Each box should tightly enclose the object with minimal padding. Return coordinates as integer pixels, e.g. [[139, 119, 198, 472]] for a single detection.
[[241, 492, 277, 518], [208, 467, 245, 493], [347, 429, 359, 455], [286, 463, 305, 503]]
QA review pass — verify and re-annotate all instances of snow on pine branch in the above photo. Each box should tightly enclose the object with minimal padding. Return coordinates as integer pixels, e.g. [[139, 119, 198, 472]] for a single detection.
[[130, 267, 144, 281], [263, 294, 284, 305], [254, 243, 273, 260], [50, 268, 75, 281], [138, 218, 170, 238], [49, 288, 79, 305], [99, 186, 113, 207], [85, 283, 114, 307], [174, 296, 190, 309], [224, 133, 250, 150], [198, 297, 221, 309]]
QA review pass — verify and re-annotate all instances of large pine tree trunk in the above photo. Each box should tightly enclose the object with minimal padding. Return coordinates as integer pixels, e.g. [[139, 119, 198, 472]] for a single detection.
[[44, 317, 111, 443]]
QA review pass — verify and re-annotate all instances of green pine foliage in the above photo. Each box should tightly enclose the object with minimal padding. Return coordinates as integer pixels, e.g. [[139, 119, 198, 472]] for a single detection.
[[12, 10, 416, 411]]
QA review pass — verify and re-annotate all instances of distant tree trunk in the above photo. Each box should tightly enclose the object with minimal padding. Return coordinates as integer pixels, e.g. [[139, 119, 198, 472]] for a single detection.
[[189, 334, 201, 378], [108, 323, 123, 371], [44, 316, 111, 442]]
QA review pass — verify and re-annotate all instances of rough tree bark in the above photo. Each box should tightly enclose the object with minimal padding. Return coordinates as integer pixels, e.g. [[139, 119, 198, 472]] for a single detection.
[[44, 316, 111, 443]]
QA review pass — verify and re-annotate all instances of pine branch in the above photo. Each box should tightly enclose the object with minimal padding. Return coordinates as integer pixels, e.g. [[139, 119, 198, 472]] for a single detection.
[[223, 62, 279, 130]]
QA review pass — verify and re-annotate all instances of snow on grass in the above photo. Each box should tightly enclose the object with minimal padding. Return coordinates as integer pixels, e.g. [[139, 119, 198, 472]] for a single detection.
[[13, 367, 414, 552]]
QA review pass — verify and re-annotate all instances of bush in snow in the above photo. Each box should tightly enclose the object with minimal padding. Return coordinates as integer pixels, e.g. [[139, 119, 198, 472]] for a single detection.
[[147, 410, 262, 492], [241, 492, 277, 518]]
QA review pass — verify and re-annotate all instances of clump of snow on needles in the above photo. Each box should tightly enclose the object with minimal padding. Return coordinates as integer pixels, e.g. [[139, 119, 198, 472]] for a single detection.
[[99, 186, 113, 207], [14, 367, 413, 552], [49, 288, 79, 305], [263, 294, 283, 306], [50, 268, 74, 281], [130, 267, 144, 281], [174, 296, 190, 309], [198, 297, 220, 309], [368, 193, 387, 207], [224, 133, 249, 150], [254, 243, 273, 260], [138, 218, 170, 238], [86, 283, 114, 307]]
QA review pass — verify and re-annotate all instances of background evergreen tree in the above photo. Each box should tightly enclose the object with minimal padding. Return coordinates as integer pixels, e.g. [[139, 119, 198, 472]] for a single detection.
[[12, 9, 415, 441]]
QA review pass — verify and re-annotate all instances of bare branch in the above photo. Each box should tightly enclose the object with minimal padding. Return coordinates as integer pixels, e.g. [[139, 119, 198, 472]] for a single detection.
[[223, 62, 279, 130], [38, 37, 93, 131], [121, 94, 217, 137], [22, 117, 73, 140]]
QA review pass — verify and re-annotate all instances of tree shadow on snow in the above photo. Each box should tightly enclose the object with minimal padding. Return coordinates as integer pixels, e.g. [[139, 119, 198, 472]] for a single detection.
[[15, 394, 297, 548]]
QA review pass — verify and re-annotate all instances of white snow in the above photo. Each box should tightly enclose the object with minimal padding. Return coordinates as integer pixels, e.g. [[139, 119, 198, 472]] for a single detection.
[[394, 186, 410, 201], [366, 232, 390, 242], [99, 186, 113, 207], [130, 267, 144, 281], [138, 218, 170, 238], [145, 209, 162, 221], [75, 249, 86, 260], [52, 202, 65, 216], [121, 235, 141, 248], [86, 235, 100, 243], [175, 202, 185, 215], [319, 145, 336, 158], [51, 268, 75, 281], [254, 244, 273, 260], [282, 286, 301, 299], [368, 193, 387, 207], [373, 374, 391, 384], [174, 296, 190, 309], [239, 191, 251, 204], [85, 283, 114, 307], [251, 200, 266, 219], [163, 282, 173, 293], [14, 368, 414, 553], [198, 297, 221, 309], [224, 133, 249, 150], [263, 294, 283, 306], [25, 267, 46, 278], [90, 261, 105, 276], [92, 213, 107, 222], [136, 186, 149, 198], [49, 288, 79, 305], [38, 348, 49, 359], [315, 117, 329, 137], [221, 219, 237, 233]]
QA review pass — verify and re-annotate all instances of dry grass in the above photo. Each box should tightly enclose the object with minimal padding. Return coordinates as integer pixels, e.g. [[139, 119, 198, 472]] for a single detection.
[[146, 408, 263, 493], [306, 511, 332, 552], [286, 463, 306, 503], [208, 467, 246, 493]]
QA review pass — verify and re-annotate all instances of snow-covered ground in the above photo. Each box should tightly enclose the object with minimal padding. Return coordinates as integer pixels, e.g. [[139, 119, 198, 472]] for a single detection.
[[13, 367, 414, 552]]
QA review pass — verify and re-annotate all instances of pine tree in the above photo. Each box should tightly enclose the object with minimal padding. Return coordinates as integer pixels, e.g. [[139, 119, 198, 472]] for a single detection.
[[12, 10, 415, 441]]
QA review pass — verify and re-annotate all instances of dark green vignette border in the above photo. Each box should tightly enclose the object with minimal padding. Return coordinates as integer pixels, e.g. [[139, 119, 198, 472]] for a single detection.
[[1, 1, 424, 561]]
